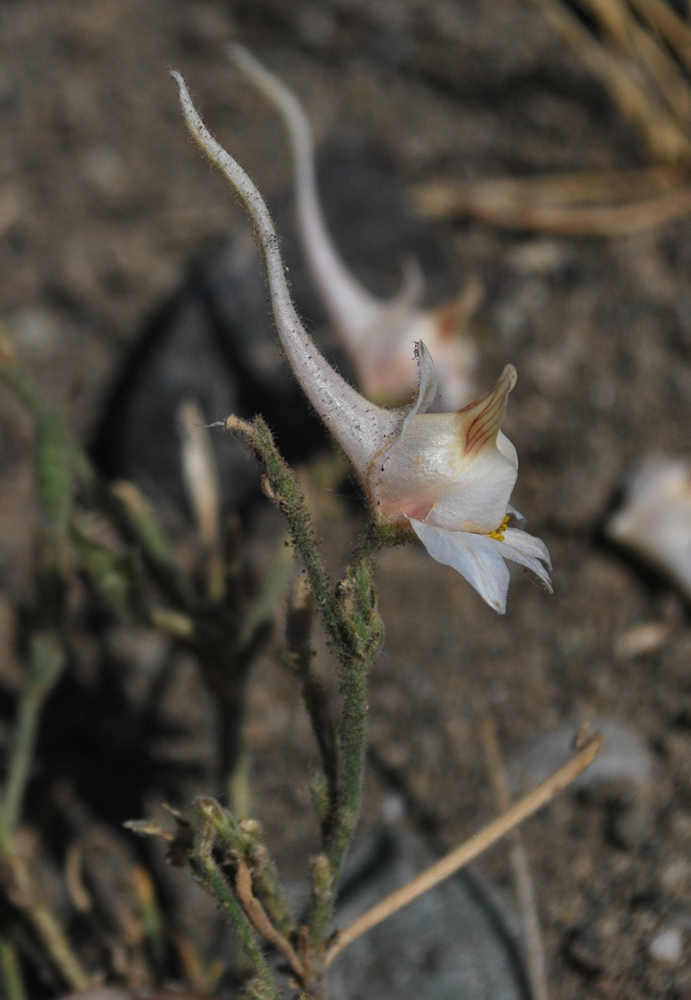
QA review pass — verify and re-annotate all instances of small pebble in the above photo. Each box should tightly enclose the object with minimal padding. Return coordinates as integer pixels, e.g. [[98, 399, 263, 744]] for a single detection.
[[648, 927, 683, 964], [507, 239, 568, 275], [661, 858, 691, 895], [12, 307, 60, 359], [380, 792, 405, 823], [614, 621, 670, 660]]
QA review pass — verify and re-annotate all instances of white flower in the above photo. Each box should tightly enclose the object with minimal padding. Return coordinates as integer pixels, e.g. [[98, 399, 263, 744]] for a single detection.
[[607, 458, 691, 599], [171, 72, 551, 614], [227, 44, 479, 411]]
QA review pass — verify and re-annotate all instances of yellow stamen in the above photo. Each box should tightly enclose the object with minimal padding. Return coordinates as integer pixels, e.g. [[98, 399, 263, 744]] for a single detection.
[[488, 515, 510, 542]]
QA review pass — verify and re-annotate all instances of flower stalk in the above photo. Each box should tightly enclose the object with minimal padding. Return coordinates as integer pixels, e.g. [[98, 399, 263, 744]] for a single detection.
[[225, 414, 385, 921], [163, 67, 557, 997]]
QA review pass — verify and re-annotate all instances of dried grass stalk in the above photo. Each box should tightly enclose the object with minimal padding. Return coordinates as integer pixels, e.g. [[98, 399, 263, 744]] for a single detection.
[[412, 170, 691, 234], [529, 0, 691, 162], [627, 0, 691, 73]]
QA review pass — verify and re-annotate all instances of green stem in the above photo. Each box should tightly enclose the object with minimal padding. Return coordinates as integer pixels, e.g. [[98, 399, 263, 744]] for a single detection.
[[2, 694, 39, 832], [308, 659, 368, 948], [231, 418, 392, 956], [0, 936, 26, 1000], [328, 661, 368, 880], [309, 544, 385, 946], [193, 841, 280, 999], [198, 799, 296, 939], [107, 479, 191, 610], [286, 576, 339, 825], [251, 419, 350, 659], [93, 478, 192, 611], [3, 634, 65, 832]]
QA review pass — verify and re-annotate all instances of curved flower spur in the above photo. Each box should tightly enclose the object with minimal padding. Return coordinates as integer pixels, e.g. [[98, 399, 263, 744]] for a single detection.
[[226, 43, 479, 412], [171, 73, 552, 614]]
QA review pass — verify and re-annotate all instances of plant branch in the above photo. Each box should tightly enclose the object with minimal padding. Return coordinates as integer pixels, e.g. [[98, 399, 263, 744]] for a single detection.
[[234, 857, 307, 985], [197, 799, 296, 941], [3, 635, 64, 831], [324, 733, 603, 969], [226, 416, 348, 659], [285, 575, 339, 827], [411, 170, 691, 235], [226, 416, 388, 946], [628, 0, 691, 72], [192, 823, 280, 999], [323, 543, 384, 873], [326, 656, 367, 883], [4, 408, 69, 836]]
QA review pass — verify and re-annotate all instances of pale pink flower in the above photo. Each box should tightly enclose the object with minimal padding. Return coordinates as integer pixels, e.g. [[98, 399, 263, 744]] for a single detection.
[[227, 44, 479, 411], [607, 458, 691, 600], [172, 72, 551, 613]]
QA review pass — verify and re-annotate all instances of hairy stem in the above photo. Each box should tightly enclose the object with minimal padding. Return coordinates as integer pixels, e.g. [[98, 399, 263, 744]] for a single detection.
[[286, 576, 339, 827], [193, 831, 280, 999], [326, 661, 367, 887], [198, 799, 296, 940]]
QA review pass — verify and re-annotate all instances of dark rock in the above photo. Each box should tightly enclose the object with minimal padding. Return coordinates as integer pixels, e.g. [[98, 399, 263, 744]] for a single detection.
[[327, 830, 524, 1000]]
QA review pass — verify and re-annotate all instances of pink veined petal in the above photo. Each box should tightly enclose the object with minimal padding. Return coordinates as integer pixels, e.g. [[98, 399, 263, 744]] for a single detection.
[[408, 518, 510, 614], [491, 527, 553, 590]]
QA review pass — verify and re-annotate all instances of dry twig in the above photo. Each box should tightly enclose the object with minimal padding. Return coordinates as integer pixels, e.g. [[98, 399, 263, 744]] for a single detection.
[[234, 858, 307, 985], [177, 398, 224, 601], [412, 169, 691, 235], [412, 0, 691, 236], [529, 0, 691, 162], [324, 733, 603, 969], [481, 716, 549, 1000]]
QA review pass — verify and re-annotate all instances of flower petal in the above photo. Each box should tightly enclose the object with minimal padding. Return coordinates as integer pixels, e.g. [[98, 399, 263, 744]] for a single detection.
[[391, 256, 426, 312], [507, 503, 525, 528], [413, 340, 439, 416], [497, 431, 518, 470], [400, 340, 439, 437], [409, 518, 510, 613], [424, 441, 518, 532], [457, 364, 517, 458], [492, 527, 553, 590]]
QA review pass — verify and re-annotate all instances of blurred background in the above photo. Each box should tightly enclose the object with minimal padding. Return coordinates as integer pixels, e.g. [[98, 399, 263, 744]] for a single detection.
[[2, 0, 691, 997]]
